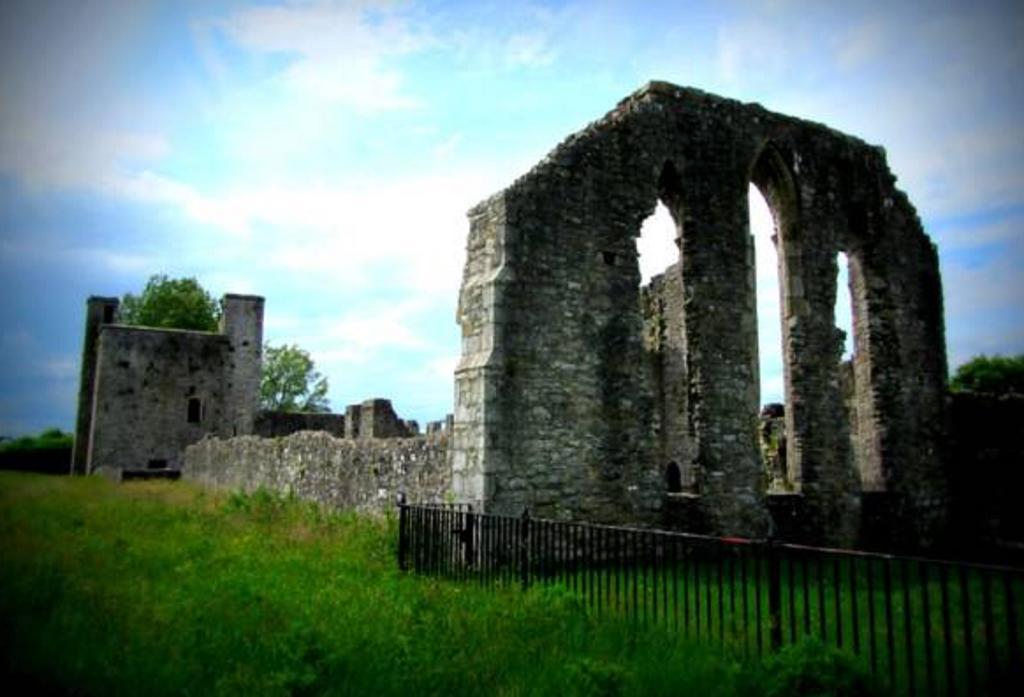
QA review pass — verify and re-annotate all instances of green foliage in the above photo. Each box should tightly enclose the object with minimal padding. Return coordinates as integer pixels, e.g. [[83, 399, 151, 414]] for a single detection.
[[120, 274, 221, 331], [0, 427, 72, 453], [260, 343, 330, 413], [760, 640, 880, 697], [0, 474, 889, 696], [950, 354, 1024, 395]]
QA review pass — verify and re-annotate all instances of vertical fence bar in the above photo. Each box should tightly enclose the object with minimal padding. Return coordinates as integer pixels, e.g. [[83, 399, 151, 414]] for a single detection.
[[981, 569, 997, 687], [850, 557, 860, 656], [939, 564, 955, 697], [787, 554, 797, 645], [717, 548, 725, 645], [867, 557, 877, 675], [903, 559, 916, 697], [883, 558, 896, 688], [643, 532, 650, 628], [610, 528, 618, 614], [768, 539, 782, 651], [684, 542, 692, 637], [632, 527, 639, 624], [818, 557, 828, 641], [755, 551, 764, 656], [654, 532, 662, 627], [1005, 571, 1020, 688], [672, 536, 679, 633], [959, 565, 976, 692], [834, 556, 844, 650], [662, 534, 669, 628], [697, 544, 705, 641], [422, 507, 429, 575], [740, 549, 748, 655], [802, 556, 811, 637], [705, 545, 713, 642], [442, 508, 450, 578], [520, 510, 530, 590], [398, 504, 408, 571], [730, 549, 737, 642], [590, 526, 597, 615], [920, 561, 935, 697], [604, 527, 611, 616]]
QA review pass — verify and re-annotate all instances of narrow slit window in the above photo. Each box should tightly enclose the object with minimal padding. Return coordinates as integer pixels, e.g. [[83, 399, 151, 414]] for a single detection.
[[666, 461, 683, 493], [187, 397, 202, 424]]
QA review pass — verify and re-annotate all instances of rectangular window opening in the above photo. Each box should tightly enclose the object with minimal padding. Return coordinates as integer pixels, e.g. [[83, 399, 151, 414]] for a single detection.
[[187, 397, 202, 424]]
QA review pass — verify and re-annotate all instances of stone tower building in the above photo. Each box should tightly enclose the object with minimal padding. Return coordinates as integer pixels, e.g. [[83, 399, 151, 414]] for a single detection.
[[452, 83, 948, 547], [72, 294, 264, 475]]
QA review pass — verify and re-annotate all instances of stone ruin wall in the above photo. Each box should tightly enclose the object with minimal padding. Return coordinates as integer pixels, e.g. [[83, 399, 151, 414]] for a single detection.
[[185, 397, 454, 513], [184, 429, 451, 514], [254, 398, 442, 440], [77, 294, 264, 474], [453, 82, 949, 547]]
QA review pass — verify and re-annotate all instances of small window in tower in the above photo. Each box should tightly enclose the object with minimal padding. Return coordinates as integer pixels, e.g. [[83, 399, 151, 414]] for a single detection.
[[666, 461, 683, 493], [602, 251, 617, 266], [187, 397, 202, 424], [103, 305, 115, 323]]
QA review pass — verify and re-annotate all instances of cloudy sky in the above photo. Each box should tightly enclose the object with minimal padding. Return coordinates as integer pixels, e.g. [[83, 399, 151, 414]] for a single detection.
[[1, 0, 1021, 436]]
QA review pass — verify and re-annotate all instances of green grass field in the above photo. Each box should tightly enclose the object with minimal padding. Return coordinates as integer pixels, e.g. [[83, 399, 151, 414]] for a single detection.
[[0, 473, 886, 696]]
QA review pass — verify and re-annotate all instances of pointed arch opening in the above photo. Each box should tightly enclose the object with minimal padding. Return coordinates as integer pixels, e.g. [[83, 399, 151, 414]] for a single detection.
[[636, 161, 694, 492], [748, 143, 800, 490]]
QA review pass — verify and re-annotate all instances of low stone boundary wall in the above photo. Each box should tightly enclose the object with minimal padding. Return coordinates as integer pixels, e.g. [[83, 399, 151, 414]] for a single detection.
[[183, 431, 451, 514]]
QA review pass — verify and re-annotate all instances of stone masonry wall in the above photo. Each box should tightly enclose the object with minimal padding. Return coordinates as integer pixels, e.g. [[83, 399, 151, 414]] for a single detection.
[[88, 326, 235, 472], [72, 296, 119, 474], [453, 81, 948, 545], [81, 293, 264, 474], [184, 431, 451, 514]]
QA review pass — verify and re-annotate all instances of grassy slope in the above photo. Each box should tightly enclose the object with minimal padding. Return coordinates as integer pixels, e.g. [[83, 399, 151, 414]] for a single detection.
[[0, 473, 880, 696]]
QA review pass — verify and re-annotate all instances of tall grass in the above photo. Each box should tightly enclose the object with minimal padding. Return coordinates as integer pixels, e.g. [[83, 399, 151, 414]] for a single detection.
[[0, 473, 882, 696]]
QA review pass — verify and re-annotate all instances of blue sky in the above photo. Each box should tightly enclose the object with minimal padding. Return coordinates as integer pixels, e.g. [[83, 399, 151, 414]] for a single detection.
[[1, 0, 1022, 435]]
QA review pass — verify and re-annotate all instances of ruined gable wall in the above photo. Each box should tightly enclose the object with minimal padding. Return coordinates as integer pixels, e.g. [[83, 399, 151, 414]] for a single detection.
[[88, 326, 234, 472], [184, 431, 450, 513], [454, 82, 948, 545]]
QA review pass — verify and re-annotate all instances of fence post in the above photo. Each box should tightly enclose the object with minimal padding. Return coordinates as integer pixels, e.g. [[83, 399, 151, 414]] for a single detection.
[[398, 498, 409, 572], [464, 505, 476, 568], [520, 508, 531, 590], [767, 535, 782, 651]]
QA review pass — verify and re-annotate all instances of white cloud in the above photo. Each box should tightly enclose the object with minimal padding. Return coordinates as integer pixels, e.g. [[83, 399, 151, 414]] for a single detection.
[[216, 0, 429, 112]]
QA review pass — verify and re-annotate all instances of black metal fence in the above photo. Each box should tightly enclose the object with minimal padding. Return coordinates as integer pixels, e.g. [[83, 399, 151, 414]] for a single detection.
[[398, 504, 1023, 696]]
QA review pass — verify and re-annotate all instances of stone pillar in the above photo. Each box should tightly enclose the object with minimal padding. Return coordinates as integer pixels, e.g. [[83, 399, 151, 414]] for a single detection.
[[679, 172, 770, 537], [219, 294, 264, 437], [344, 404, 362, 439], [451, 194, 510, 512], [359, 398, 406, 438], [854, 192, 948, 548], [779, 199, 860, 545], [72, 296, 119, 474]]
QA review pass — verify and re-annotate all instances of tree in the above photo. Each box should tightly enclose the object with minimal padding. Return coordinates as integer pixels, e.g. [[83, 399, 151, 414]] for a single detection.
[[120, 275, 221, 331], [260, 343, 330, 412], [950, 354, 1024, 396]]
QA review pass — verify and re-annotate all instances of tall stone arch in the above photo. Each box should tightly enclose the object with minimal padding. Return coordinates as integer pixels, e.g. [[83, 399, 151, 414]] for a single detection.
[[452, 82, 948, 546]]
